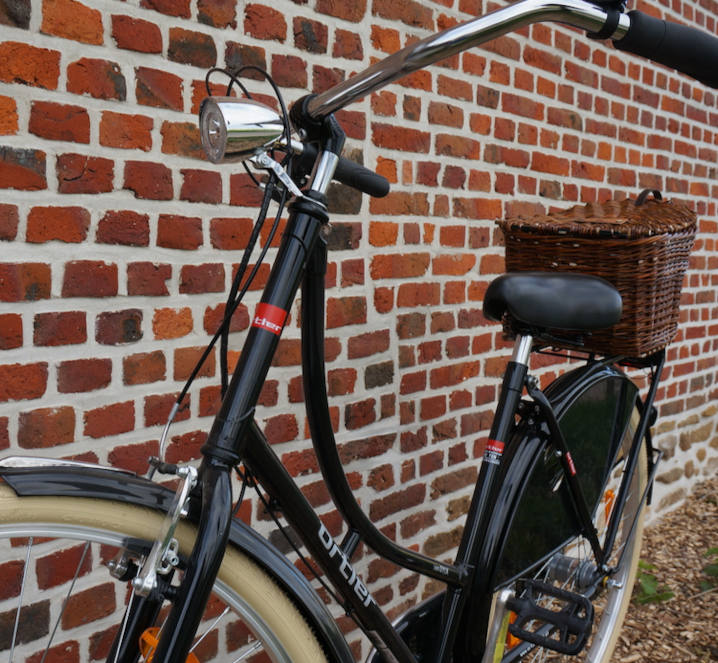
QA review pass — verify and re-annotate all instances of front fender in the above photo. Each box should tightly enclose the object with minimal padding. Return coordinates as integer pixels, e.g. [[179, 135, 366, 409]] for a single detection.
[[0, 458, 353, 663]]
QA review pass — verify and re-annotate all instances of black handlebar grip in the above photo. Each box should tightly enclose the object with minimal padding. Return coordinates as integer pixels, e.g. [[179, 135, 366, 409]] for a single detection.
[[613, 11, 718, 89], [333, 156, 390, 198], [297, 143, 390, 198]]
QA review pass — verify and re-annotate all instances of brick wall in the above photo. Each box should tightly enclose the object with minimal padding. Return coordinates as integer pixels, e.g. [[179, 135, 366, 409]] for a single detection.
[[1, 0, 717, 657]]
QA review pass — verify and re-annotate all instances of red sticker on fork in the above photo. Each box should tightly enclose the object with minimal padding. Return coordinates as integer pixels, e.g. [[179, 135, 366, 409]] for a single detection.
[[484, 439, 504, 466], [252, 303, 288, 336]]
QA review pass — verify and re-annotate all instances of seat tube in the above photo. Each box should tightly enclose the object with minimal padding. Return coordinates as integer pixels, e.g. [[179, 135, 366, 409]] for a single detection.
[[438, 334, 533, 661]]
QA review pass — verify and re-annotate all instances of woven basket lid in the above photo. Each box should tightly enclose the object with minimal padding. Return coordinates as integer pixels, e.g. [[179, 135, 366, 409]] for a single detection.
[[497, 189, 696, 239]]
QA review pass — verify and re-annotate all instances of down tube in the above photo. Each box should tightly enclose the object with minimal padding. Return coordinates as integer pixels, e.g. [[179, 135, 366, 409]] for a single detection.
[[242, 420, 418, 663]]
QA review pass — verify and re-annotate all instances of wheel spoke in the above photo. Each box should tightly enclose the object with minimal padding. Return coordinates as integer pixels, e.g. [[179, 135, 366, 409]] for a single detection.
[[9, 536, 33, 663], [231, 639, 263, 662], [40, 541, 91, 663]]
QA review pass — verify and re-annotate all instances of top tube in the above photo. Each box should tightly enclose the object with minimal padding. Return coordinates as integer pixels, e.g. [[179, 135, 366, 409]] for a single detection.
[[306, 0, 630, 119]]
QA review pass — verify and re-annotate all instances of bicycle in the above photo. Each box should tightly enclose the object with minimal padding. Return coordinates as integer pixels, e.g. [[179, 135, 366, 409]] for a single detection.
[[0, 0, 716, 662]]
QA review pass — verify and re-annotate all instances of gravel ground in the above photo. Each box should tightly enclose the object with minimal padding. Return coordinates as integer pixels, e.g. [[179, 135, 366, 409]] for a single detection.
[[614, 474, 718, 662]]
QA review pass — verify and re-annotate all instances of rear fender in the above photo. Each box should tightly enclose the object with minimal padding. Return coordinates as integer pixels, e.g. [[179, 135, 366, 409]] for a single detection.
[[0, 457, 353, 663]]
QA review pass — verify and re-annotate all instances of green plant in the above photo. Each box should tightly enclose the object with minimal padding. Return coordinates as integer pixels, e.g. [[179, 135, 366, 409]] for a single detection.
[[633, 560, 675, 604], [699, 547, 718, 593]]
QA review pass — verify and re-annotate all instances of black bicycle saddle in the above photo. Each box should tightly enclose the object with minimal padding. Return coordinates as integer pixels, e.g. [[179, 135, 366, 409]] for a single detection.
[[483, 272, 622, 332]]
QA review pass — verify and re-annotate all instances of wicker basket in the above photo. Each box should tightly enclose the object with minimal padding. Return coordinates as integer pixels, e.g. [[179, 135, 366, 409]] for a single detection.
[[497, 190, 696, 357]]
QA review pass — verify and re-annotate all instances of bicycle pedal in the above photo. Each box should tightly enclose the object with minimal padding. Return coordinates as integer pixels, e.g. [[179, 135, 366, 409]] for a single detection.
[[505, 579, 594, 655]]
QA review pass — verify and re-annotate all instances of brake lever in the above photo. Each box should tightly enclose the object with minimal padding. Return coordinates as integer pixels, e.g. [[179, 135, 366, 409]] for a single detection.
[[250, 152, 304, 199]]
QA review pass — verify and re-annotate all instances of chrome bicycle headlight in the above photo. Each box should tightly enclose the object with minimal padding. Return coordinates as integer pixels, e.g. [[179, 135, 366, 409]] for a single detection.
[[199, 97, 285, 163]]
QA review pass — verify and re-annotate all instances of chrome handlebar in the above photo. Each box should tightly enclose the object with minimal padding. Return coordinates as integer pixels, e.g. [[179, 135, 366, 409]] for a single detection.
[[306, 0, 629, 120]]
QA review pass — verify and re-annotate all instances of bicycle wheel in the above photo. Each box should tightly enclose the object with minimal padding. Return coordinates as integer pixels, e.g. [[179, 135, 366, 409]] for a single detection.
[[0, 484, 330, 663], [499, 413, 647, 663]]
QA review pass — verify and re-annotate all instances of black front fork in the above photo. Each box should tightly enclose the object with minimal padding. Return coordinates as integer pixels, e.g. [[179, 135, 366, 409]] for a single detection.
[[128, 193, 330, 663], [121, 104, 344, 663]]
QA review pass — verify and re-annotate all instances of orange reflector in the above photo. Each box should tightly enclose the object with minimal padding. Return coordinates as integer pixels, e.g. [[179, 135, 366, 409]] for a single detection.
[[505, 611, 521, 649], [139, 627, 200, 663], [604, 489, 616, 524]]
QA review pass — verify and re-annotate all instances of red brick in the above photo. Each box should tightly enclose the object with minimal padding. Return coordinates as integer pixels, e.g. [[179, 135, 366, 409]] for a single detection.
[[141, 0, 190, 17], [370, 253, 430, 280], [203, 303, 248, 334], [316, 0, 365, 20], [174, 346, 215, 381], [436, 134, 480, 159], [35, 545, 93, 589], [345, 398, 376, 430], [97, 210, 150, 246], [145, 393, 190, 427], [369, 191, 429, 216], [293, 16, 328, 53], [244, 3, 287, 40], [0, 362, 45, 403], [100, 111, 153, 151], [198, 0, 236, 28], [271, 54, 307, 88], [41, 0, 103, 44], [327, 368, 357, 397], [84, 401, 134, 438], [420, 394, 446, 420], [0, 262, 51, 301], [108, 439, 160, 474], [333, 28, 363, 59], [124, 161, 173, 200], [153, 307, 193, 339], [29, 101, 90, 143], [111, 15, 162, 53], [181, 169, 222, 204], [58, 358, 112, 393], [0, 313, 22, 349], [61, 583, 115, 629], [158, 214, 203, 250], [67, 58, 126, 100], [62, 261, 117, 297], [313, 64, 344, 94], [428, 101, 464, 127], [95, 309, 142, 345], [369, 484, 425, 521], [168, 27, 216, 67], [166, 430, 207, 463], [0, 204, 18, 239], [224, 41, 266, 75], [27, 640, 80, 663], [161, 121, 204, 159], [135, 67, 183, 111], [180, 264, 225, 294], [432, 254, 476, 276], [0, 41, 60, 88], [209, 218, 253, 251], [326, 296, 366, 329], [0, 559, 23, 600], [18, 405, 74, 447], [127, 262, 171, 296], [373, 0, 432, 29], [34, 311, 86, 346], [230, 173, 269, 207], [27, 206, 90, 243], [264, 414, 298, 444], [57, 153, 113, 194], [0, 95, 18, 134], [123, 351, 166, 385], [372, 123, 430, 153], [397, 282, 440, 307]]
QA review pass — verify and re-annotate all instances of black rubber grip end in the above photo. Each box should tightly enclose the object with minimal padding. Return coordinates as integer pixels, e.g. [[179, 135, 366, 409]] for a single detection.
[[614, 11, 718, 89]]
